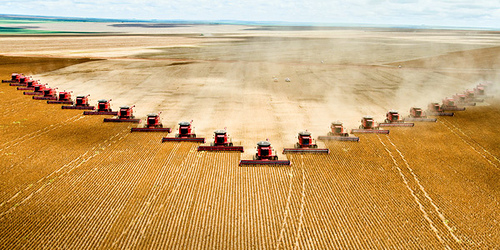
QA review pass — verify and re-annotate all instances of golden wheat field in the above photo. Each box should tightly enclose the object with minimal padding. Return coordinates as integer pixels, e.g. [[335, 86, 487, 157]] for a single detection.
[[1, 25, 500, 249]]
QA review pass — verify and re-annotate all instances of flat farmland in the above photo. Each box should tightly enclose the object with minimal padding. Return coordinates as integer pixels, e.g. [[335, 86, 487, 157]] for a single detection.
[[0, 26, 499, 248]]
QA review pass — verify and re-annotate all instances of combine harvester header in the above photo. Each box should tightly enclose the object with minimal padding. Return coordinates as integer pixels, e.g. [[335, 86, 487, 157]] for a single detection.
[[83, 99, 117, 115], [351, 116, 389, 134], [317, 121, 359, 141], [283, 131, 329, 153], [131, 112, 171, 132], [103, 105, 141, 123], [404, 107, 437, 122], [379, 110, 414, 127], [198, 129, 244, 152], [240, 141, 290, 166], [162, 121, 205, 143]]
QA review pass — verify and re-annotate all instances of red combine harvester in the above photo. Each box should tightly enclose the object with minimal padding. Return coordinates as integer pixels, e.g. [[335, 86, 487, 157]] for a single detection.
[[198, 129, 244, 152], [239, 141, 291, 166], [404, 107, 437, 122], [474, 85, 485, 96], [162, 121, 205, 142], [464, 90, 484, 103], [131, 112, 171, 132], [441, 98, 466, 111], [33, 88, 57, 100], [23, 84, 47, 95], [427, 102, 454, 116], [453, 94, 476, 107], [47, 91, 73, 104], [62, 95, 95, 109], [379, 110, 414, 127], [83, 99, 117, 115], [16, 79, 38, 90], [318, 121, 360, 141], [351, 116, 389, 134], [103, 105, 141, 123], [2, 73, 22, 83], [283, 131, 329, 153]]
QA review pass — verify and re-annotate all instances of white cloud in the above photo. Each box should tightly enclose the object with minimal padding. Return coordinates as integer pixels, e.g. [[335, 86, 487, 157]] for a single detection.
[[0, 0, 498, 28]]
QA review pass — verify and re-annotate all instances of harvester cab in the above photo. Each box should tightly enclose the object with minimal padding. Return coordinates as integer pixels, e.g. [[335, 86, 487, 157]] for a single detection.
[[162, 121, 205, 142], [197, 129, 244, 151], [43, 88, 57, 97], [98, 99, 112, 112], [283, 131, 329, 153], [409, 107, 424, 118], [405, 107, 437, 122], [131, 112, 171, 132], [385, 110, 401, 123], [330, 121, 349, 137], [11, 73, 20, 82], [75, 95, 90, 106], [239, 141, 290, 166]]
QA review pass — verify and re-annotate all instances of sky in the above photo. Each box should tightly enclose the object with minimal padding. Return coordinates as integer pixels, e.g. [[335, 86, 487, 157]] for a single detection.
[[1, 0, 499, 28]]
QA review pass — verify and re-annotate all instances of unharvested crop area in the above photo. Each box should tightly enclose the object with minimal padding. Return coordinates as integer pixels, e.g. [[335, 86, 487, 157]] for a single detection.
[[0, 26, 499, 248]]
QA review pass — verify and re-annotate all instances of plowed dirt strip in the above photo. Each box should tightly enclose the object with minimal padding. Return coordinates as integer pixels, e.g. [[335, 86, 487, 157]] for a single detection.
[[302, 138, 445, 248], [386, 125, 500, 248]]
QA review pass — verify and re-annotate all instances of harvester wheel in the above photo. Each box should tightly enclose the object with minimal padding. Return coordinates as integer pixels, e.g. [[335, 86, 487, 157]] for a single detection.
[[253, 154, 259, 160], [229, 142, 233, 146], [312, 144, 318, 148]]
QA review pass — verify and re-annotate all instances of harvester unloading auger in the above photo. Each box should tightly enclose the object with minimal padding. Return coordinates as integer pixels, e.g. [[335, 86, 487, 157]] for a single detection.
[[83, 99, 117, 115], [103, 105, 141, 123], [198, 129, 244, 152], [403, 107, 437, 122], [239, 140, 291, 166], [131, 112, 171, 132], [162, 121, 205, 143], [351, 116, 389, 134], [48, 91, 74, 105], [283, 131, 329, 153], [62, 95, 94, 109], [318, 121, 359, 141], [379, 110, 414, 127]]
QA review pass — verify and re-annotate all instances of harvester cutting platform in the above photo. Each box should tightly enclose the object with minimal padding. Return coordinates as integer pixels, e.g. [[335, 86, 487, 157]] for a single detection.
[[48, 91, 73, 104], [240, 141, 291, 166], [162, 121, 205, 143], [379, 110, 414, 127], [318, 121, 359, 141], [83, 99, 117, 115], [103, 105, 141, 123], [441, 98, 466, 111], [131, 112, 171, 132], [404, 107, 437, 122], [427, 103, 454, 116], [351, 116, 389, 134], [198, 129, 244, 152], [283, 131, 329, 153], [62, 95, 94, 109]]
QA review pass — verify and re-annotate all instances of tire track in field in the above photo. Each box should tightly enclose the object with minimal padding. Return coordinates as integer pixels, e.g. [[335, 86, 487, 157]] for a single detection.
[[439, 119, 499, 169], [0, 131, 128, 216], [377, 135, 461, 249], [0, 113, 83, 152], [293, 155, 306, 250], [275, 154, 295, 249]]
